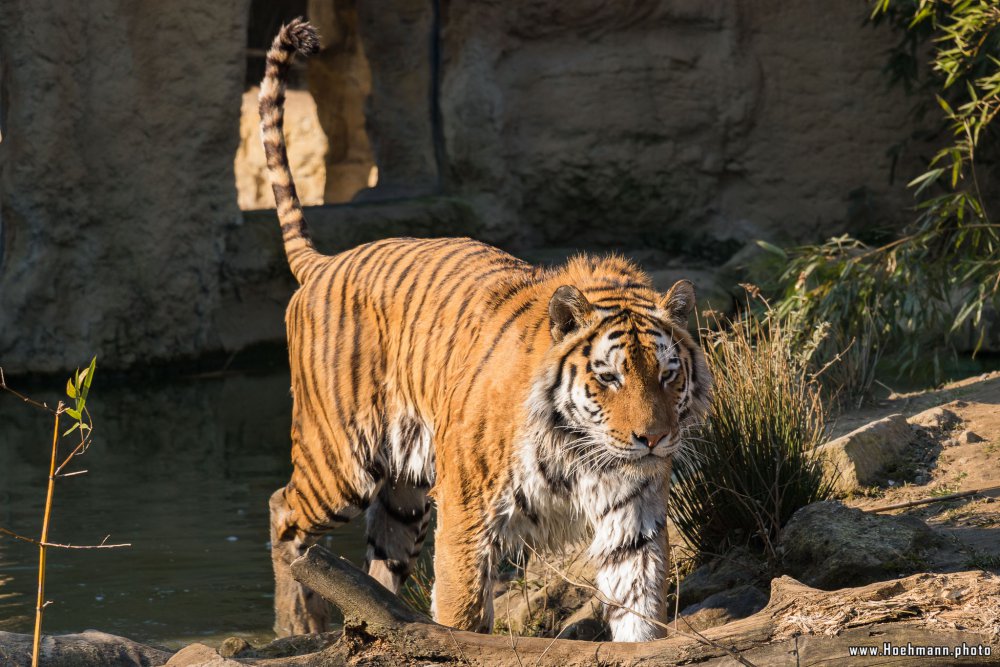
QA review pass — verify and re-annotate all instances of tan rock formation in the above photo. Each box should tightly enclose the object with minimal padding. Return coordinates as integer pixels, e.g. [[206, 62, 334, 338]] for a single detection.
[[0, 0, 249, 373], [439, 0, 929, 247], [235, 88, 328, 210]]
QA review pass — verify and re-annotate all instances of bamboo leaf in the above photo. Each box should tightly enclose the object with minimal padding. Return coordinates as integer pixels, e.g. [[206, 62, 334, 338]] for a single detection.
[[755, 240, 788, 259]]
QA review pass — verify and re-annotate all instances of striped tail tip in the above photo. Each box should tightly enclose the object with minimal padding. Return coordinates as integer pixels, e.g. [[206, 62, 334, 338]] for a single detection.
[[282, 18, 320, 57]]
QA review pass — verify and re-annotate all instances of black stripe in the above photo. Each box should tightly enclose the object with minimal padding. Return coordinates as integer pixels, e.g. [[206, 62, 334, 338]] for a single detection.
[[298, 257, 347, 441], [585, 282, 648, 294], [463, 297, 538, 395], [405, 243, 479, 389], [514, 489, 539, 525], [386, 559, 410, 576], [607, 481, 650, 514], [592, 297, 656, 308], [489, 279, 533, 309], [379, 502, 425, 525], [537, 456, 572, 493], [440, 286, 486, 376], [604, 521, 665, 564], [325, 252, 361, 436]]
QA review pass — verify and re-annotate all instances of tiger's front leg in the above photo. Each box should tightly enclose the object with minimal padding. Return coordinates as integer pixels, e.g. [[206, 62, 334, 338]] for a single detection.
[[589, 480, 671, 642], [430, 500, 496, 633]]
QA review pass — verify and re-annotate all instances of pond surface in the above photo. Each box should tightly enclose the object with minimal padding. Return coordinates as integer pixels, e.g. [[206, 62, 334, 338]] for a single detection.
[[0, 364, 367, 649]]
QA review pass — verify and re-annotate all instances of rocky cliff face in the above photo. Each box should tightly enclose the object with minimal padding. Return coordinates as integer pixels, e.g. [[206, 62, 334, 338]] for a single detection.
[[0, 1, 249, 373], [438, 0, 926, 250], [0, 0, 935, 372]]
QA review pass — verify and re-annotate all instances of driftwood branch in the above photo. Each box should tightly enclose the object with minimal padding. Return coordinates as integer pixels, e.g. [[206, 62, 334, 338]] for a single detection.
[[288, 545, 426, 630]]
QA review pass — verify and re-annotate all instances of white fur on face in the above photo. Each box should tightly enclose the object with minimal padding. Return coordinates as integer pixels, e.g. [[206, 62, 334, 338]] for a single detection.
[[565, 323, 686, 463]]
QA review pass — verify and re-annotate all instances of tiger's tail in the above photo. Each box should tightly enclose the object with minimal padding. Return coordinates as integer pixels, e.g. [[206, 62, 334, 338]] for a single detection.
[[259, 18, 322, 285]]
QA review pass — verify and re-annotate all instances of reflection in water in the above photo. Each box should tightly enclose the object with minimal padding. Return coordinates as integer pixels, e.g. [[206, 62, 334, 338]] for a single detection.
[[0, 368, 366, 648]]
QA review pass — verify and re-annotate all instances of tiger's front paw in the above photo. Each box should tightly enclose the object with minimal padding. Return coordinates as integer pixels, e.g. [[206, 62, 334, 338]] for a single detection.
[[608, 610, 664, 642]]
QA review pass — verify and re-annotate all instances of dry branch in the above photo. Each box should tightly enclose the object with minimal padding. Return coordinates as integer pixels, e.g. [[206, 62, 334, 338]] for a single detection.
[[867, 485, 1000, 513]]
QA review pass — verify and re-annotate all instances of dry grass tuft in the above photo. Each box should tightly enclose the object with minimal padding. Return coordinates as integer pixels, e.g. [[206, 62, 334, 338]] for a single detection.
[[670, 297, 834, 565]]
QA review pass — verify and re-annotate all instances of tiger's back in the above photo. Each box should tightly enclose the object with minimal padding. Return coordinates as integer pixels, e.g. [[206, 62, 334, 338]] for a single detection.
[[281, 237, 538, 530]]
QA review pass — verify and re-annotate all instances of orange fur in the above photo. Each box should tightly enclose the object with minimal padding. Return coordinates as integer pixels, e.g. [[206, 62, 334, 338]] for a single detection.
[[260, 20, 712, 640]]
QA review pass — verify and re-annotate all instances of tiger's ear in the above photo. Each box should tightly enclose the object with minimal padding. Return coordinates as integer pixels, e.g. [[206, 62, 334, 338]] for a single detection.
[[659, 279, 696, 325], [549, 286, 593, 342]]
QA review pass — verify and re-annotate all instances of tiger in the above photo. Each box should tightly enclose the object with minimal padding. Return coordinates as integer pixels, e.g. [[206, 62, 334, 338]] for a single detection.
[[260, 19, 712, 643]]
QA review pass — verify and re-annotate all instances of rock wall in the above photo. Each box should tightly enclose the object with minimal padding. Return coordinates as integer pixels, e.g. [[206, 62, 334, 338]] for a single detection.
[[0, 0, 941, 372], [0, 0, 249, 373], [439, 0, 928, 252], [306, 0, 377, 203]]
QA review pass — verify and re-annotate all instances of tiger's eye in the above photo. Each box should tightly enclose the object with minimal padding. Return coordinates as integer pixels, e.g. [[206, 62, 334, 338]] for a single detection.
[[661, 370, 678, 385], [598, 372, 618, 385]]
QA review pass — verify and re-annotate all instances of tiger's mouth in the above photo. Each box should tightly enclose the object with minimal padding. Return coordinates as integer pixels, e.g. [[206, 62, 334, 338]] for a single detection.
[[562, 433, 679, 474], [609, 437, 680, 462]]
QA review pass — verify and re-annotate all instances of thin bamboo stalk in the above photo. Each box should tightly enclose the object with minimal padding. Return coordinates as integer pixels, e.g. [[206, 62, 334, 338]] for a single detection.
[[32, 405, 61, 667]]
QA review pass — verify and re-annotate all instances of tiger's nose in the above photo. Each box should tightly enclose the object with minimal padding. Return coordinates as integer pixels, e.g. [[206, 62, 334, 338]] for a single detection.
[[633, 432, 670, 449]]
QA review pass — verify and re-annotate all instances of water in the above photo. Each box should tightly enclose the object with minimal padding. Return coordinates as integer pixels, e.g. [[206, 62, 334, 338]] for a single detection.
[[0, 364, 367, 649]]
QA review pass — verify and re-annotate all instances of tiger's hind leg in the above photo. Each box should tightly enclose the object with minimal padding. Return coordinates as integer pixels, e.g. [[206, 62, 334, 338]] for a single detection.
[[365, 478, 432, 593], [270, 472, 371, 637]]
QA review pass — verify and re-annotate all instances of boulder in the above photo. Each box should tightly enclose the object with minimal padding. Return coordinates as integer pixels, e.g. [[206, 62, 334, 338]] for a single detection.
[[677, 546, 763, 608], [165, 644, 243, 667], [907, 405, 962, 432], [951, 430, 985, 445], [0, 630, 172, 667], [780, 501, 941, 589], [558, 597, 608, 641], [492, 549, 596, 637], [815, 414, 913, 494], [677, 584, 768, 632]]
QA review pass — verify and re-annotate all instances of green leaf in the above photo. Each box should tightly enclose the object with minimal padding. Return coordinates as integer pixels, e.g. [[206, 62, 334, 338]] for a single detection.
[[64, 407, 82, 420], [85, 357, 96, 387], [63, 422, 80, 436], [936, 94, 955, 117], [908, 167, 946, 195], [66, 379, 77, 399], [83, 357, 96, 397], [754, 240, 788, 259]]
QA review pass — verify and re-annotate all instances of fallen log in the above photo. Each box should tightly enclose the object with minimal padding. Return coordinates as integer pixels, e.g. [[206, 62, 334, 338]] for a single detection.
[[237, 544, 1000, 667]]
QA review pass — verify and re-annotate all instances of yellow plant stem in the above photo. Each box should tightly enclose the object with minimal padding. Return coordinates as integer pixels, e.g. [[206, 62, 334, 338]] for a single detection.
[[32, 407, 60, 667]]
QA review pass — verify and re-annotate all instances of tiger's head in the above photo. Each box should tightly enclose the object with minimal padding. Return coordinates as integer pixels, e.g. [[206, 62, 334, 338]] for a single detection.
[[538, 279, 712, 473]]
